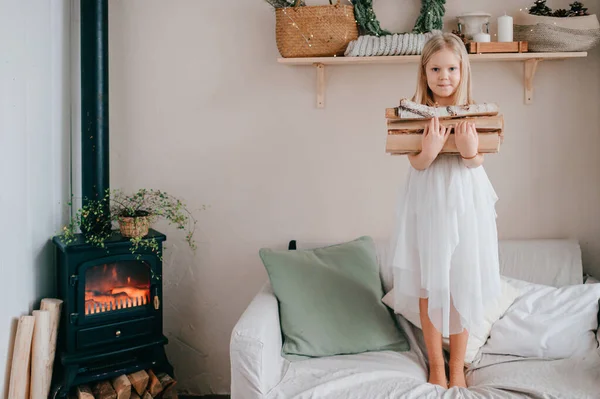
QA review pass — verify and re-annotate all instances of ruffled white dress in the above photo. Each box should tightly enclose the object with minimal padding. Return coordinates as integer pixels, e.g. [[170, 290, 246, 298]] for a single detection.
[[390, 154, 501, 338]]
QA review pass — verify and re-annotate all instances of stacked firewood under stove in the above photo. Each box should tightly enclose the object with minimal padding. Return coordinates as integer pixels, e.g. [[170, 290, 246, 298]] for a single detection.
[[71, 369, 177, 399]]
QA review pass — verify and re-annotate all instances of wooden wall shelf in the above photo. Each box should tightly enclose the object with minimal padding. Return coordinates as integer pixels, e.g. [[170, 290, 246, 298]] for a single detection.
[[277, 52, 587, 108]]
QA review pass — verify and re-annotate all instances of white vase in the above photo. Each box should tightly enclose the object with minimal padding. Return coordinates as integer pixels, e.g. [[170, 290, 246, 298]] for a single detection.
[[457, 12, 492, 39]]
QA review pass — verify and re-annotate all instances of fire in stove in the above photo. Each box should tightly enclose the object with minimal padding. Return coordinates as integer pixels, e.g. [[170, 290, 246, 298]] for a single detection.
[[85, 262, 151, 316]]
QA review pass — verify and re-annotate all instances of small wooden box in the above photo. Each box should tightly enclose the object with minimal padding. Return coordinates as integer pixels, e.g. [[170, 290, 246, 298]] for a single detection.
[[467, 41, 528, 54]]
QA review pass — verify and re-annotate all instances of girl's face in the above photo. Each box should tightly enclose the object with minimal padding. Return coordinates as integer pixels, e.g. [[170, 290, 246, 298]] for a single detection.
[[425, 48, 461, 105]]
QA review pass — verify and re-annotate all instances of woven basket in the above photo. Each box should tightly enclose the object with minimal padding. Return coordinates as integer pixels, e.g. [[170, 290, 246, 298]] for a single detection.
[[119, 216, 150, 238], [513, 14, 600, 52], [275, 0, 358, 58]]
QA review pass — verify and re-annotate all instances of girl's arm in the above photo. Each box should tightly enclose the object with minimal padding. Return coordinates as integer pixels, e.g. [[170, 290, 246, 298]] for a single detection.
[[409, 117, 449, 171], [408, 150, 438, 171], [455, 121, 483, 168], [461, 153, 484, 168]]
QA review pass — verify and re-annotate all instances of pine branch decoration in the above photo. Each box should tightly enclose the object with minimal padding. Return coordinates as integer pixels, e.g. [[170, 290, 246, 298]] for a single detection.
[[569, 1, 589, 16], [412, 0, 446, 34], [351, 0, 391, 36], [552, 8, 570, 17], [529, 0, 553, 16]]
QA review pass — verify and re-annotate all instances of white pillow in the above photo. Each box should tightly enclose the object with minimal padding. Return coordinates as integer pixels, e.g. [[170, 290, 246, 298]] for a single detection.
[[482, 277, 600, 359], [382, 276, 521, 365]]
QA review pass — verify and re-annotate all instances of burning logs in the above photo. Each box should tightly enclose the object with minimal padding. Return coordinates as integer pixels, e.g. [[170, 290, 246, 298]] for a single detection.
[[385, 98, 504, 155]]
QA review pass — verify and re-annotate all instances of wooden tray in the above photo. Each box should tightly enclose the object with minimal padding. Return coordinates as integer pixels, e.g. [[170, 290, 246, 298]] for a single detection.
[[467, 41, 528, 54]]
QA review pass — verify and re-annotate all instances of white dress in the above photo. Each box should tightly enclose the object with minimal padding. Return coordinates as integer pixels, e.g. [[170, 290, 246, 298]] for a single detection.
[[390, 154, 501, 338]]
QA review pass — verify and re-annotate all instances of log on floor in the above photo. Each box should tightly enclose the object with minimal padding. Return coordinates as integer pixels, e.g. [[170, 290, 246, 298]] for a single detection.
[[7, 315, 35, 399], [127, 370, 149, 396], [156, 372, 177, 399], [147, 369, 163, 397], [30, 310, 51, 399], [111, 374, 132, 399], [76, 385, 94, 399], [92, 380, 117, 399], [40, 298, 63, 398]]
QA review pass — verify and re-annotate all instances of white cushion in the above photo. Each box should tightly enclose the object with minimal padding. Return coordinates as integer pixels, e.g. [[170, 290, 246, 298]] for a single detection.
[[382, 276, 521, 365], [497, 239, 583, 287], [482, 277, 600, 359]]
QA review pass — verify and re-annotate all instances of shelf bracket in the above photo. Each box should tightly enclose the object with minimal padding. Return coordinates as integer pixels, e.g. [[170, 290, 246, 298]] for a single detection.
[[524, 58, 541, 104], [315, 63, 325, 108]]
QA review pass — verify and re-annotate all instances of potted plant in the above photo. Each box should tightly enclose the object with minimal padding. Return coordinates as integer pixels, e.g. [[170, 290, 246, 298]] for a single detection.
[[60, 188, 201, 259]]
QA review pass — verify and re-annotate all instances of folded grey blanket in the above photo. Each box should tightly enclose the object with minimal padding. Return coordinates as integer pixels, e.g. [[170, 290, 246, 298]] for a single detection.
[[344, 30, 442, 57]]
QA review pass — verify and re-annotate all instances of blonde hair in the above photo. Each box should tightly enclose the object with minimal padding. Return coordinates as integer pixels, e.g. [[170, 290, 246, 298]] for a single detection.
[[412, 33, 473, 106]]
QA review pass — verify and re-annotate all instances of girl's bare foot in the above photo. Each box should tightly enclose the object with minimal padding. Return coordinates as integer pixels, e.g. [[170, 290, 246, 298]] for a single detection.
[[449, 370, 467, 388], [428, 364, 448, 388]]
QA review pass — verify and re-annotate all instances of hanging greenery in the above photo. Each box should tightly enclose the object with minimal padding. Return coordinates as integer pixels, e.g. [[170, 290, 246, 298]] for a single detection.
[[351, 0, 390, 36], [412, 0, 446, 34], [351, 0, 446, 36]]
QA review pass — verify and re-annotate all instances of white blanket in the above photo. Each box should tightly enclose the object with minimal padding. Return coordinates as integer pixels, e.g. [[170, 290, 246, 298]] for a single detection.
[[266, 315, 600, 399]]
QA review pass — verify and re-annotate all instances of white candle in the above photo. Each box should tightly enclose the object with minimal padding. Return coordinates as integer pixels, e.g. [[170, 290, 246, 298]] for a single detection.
[[497, 13, 513, 42], [472, 33, 491, 43]]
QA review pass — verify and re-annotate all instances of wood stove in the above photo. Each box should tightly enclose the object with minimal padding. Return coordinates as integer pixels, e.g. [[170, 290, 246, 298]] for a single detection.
[[51, 230, 173, 397], [50, 1, 174, 396]]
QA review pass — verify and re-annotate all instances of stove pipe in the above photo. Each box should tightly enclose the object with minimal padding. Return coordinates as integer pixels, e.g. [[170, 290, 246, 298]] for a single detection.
[[80, 0, 109, 220]]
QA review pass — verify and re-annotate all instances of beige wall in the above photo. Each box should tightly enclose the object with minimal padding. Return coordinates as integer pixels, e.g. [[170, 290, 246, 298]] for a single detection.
[[108, 0, 600, 394], [0, 1, 71, 395]]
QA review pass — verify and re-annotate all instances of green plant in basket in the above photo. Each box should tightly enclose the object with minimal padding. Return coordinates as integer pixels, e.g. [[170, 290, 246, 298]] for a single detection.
[[60, 188, 202, 259]]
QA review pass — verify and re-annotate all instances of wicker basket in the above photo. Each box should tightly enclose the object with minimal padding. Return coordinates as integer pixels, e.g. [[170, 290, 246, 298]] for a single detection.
[[275, 0, 358, 58], [119, 216, 150, 238], [513, 13, 600, 52]]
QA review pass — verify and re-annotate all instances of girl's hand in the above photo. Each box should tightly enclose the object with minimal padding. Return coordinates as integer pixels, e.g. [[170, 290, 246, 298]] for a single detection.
[[421, 117, 450, 157], [455, 121, 478, 158]]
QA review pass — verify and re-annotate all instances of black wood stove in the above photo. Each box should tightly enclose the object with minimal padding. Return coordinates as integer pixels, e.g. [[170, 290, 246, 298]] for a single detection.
[[50, 1, 173, 396], [51, 231, 173, 397]]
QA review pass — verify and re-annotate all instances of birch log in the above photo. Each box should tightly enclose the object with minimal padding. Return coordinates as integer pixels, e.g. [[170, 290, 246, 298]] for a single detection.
[[8, 316, 35, 399], [39, 298, 63, 397], [388, 98, 500, 120], [29, 310, 51, 399]]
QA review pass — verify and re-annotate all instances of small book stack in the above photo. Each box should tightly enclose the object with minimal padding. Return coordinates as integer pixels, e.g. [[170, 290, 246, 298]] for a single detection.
[[385, 99, 504, 155]]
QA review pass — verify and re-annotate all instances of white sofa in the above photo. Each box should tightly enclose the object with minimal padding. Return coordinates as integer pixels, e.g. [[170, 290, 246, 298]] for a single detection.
[[230, 239, 600, 399]]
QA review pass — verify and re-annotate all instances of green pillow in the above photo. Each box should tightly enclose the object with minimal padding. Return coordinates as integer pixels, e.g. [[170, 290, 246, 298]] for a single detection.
[[259, 236, 410, 359]]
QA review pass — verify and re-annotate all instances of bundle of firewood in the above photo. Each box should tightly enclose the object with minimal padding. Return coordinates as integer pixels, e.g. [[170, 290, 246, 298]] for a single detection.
[[8, 298, 63, 399], [385, 98, 504, 155], [72, 369, 177, 399]]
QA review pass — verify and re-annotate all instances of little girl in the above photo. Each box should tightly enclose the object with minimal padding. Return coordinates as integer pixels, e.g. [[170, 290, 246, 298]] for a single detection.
[[390, 33, 501, 389]]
